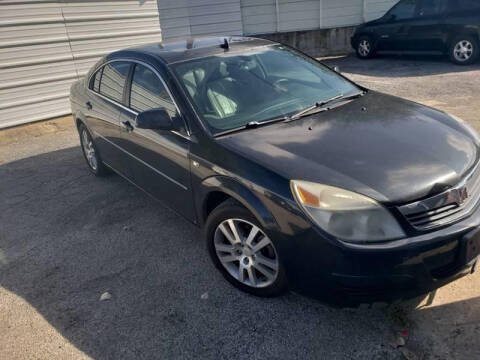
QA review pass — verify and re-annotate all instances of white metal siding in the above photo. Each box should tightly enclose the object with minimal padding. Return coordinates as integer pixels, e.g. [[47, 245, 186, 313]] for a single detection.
[[240, 0, 397, 35], [365, 0, 398, 21], [158, 0, 242, 42], [278, 0, 320, 32], [0, 0, 161, 129], [241, 0, 276, 34], [322, 0, 363, 28]]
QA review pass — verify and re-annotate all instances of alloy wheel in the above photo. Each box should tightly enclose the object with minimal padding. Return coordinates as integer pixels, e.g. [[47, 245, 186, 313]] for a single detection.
[[213, 218, 279, 288], [358, 40, 371, 57], [453, 40, 473, 62], [81, 129, 98, 171]]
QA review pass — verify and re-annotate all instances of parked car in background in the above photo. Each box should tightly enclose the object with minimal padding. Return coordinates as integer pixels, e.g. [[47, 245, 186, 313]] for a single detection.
[[70, 36, 480, 305], [351, 0, 480, 65]]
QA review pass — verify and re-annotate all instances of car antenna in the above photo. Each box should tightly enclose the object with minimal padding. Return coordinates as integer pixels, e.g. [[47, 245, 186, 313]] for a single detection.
[[220, 38, 229, 50]]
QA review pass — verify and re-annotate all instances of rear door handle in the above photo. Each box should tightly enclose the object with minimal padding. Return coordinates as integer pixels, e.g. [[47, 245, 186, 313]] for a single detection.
[[86, 101, 93, 110], [122, 120, 134, 132]]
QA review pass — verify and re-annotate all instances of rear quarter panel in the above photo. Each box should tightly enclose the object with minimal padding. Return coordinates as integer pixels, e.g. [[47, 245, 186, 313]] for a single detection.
[[70, 79, 87, 124]]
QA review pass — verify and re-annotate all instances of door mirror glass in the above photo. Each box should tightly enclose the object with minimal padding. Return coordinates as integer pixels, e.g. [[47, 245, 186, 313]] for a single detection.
[[135, 108, 173, 130]]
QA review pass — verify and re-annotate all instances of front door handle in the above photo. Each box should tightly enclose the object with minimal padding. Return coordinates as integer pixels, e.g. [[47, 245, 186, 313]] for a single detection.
[[86, 101, 93, 110], [122, 120, 134, 132]]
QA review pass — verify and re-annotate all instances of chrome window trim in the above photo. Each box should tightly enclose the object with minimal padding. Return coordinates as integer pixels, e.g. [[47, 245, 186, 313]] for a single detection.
[[87, 87, 137, 115], [87, 58, 191, 137], [93, 130, 188, 191]]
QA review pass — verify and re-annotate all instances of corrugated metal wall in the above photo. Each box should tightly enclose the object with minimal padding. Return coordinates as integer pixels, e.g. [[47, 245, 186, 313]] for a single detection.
[[241, 0, 276, 34], [364, 0, 399, 21], [158, 0, 242, 42], [0, 0, 161, 129], [240, 0, 398, 35], [322, 0, 363, 28]]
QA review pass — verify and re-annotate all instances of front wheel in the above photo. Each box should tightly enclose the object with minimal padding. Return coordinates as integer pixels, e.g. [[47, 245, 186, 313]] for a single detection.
[[449, 36, 479, 65], [355, 36, 376, 59], [205, 200, 287, 297]]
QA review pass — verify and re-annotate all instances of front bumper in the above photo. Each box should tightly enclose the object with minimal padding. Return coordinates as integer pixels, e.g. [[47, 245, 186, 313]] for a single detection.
[[278, 200, 480, 306], [331, 230, 478, 305]]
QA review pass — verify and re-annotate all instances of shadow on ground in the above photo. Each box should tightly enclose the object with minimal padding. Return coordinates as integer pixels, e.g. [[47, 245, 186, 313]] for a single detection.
[[0, 147, 478, 359], [413, 297, 480, 359], [322, 54, 480, 78]]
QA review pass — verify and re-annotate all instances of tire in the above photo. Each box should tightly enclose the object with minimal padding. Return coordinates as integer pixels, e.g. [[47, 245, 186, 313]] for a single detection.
[[449, 35, 479, 65], [355, 35, 376, 59], [78, 123, 111, 176], [205, 199, 287, 297]]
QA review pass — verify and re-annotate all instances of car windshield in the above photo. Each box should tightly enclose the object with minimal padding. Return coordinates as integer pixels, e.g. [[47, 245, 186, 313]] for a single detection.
[[171, 45, 360, 134]]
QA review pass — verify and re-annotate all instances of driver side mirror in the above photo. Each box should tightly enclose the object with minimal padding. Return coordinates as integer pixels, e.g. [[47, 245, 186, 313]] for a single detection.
[[135, 108, 173, 131]]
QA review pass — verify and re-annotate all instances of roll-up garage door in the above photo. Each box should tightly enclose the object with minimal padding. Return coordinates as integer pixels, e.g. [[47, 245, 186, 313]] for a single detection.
[[0, 0, 162, 129]]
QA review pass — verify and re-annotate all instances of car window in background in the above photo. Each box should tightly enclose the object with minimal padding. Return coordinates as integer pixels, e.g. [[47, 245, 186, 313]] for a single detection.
[[129, 64, 177, 117], [99, 62, 130, 103], [456, 0, 480, 9], [418, 0, 448, 16], [388, 0, 417, 20], [172, 45, 359, 134]]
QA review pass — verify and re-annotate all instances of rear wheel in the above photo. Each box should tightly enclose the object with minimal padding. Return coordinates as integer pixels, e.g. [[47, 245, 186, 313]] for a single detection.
[[356, 36, 376, 59], [449, 36, 479, 65], [205, 199, 287, 297], [78, 123, 110, 176]]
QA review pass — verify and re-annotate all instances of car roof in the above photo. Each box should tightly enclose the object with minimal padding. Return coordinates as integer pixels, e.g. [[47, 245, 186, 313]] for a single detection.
[[107, 36, 277, 65]]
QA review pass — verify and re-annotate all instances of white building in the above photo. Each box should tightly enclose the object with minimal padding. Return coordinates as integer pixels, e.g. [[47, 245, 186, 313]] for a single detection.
[[0, 0, 398, 128]]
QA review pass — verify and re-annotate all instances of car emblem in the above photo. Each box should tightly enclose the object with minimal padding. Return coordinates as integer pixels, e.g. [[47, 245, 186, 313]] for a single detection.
[[458, 186, 469, 205]]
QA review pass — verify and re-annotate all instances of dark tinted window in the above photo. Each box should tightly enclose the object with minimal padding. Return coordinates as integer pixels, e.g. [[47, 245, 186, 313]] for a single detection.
[[419, 0, 448, 15], [457, 0, 480, 9], [389, 0, 417, 20], [91, 68, 102, 92], [99, 62, 130, 103], [129, 64, 177, 116]]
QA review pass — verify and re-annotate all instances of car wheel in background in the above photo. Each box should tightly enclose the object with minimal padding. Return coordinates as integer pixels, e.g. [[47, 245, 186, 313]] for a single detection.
[[356, 36, 376, 59], [78, 123, 110, 176], [449, 35, 479, 65], [205, 199, 288, 297]]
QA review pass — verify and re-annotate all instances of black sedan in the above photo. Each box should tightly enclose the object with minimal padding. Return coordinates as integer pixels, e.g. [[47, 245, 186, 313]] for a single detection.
[[351, 0, 480, 65], [70, 36, 480, 305]]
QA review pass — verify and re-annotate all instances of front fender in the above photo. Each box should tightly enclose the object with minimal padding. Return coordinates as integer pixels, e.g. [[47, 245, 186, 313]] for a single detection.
[[197, 176, 278, 230]]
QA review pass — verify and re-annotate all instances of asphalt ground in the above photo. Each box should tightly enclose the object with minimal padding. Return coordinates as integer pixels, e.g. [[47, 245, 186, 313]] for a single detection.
[[1, 53, 479, 360]]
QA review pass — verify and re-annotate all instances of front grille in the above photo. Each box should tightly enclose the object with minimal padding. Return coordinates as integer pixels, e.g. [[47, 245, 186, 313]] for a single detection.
[[398, 162, 480, 231]]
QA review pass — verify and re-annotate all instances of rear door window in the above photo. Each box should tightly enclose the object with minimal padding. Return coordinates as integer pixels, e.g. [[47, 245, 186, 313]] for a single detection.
[[456, 0, 480, 9], [99, 62, 130, 103], [389, 0, 417, 20], [418, 0, 448, 16]]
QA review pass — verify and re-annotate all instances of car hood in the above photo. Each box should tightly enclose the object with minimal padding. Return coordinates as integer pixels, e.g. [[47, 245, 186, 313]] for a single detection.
[[216, 92, 478, 205]]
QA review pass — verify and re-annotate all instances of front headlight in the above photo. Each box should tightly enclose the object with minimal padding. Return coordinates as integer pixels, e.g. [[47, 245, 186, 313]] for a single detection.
[[291, 180, 405, 243]]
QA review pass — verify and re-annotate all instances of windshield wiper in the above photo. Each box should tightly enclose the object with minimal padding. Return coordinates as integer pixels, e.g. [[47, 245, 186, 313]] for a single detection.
[[214, 116, 289, 137], [286, 91, 365, 122], [214, 91, 366, 137], [287, 94, 343, 122]]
